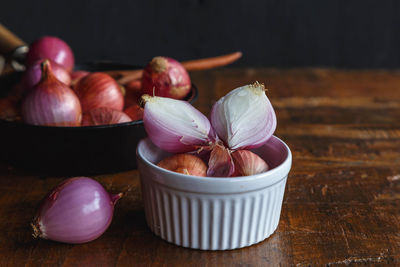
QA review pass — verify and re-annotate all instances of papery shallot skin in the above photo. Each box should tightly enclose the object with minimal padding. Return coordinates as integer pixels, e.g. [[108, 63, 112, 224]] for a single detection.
[[142, 95, 215, 153], [26, 36, 75, 72], [74, 73, 124, 113], [231, 150, 269, 176], [142, 57, 191, 99], [157, 154, 207, 176], [124, 104, 144, 121], [21, 60, 81, 126], [31, 177, 121, 244], [210, 82, 277, 150], [81, 107, 132, 126], [70, 71, 89, 88], [22, 59, 71, 89]]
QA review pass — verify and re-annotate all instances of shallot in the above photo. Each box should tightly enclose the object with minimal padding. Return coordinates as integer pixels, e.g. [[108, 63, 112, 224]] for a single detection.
[[124, 104, 144, 121], [232, 150, 269, 176], [26, 36, 75, 72], [124, 79, 142, 109], [22, 59, 71, 89], [142, 57, 191, 99], [207, 142, 234, 177], [75, 72, 124, 113], [142, 81, 277, 177], [81, 107, 132, 126], [70, 70, 89, 88], [141, 94, 214, 153], [21, 60, 81, 126], [210, 81, 276, 150], [157, 154, 207, 176], [31, 177, 122, 244]]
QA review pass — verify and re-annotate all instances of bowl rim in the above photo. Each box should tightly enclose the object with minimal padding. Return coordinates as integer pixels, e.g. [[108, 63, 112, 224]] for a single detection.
[[136, 135, 292, 192]]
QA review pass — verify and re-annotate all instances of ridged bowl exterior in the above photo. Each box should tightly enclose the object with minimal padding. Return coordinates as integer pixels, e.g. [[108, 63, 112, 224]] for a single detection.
[[137, 136, 292, 250]]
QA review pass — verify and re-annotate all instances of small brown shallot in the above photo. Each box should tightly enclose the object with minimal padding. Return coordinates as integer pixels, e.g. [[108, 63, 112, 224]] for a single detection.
[[231, 150, 269, 176], [157, 154, 207, 177]]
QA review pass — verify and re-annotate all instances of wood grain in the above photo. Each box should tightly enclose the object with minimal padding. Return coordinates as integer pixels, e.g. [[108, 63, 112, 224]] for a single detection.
[[1, 68, 400, 266]]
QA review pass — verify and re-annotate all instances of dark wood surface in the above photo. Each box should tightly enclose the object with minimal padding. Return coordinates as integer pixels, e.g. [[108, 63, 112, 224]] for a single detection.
[[1, 68, 400, 266]]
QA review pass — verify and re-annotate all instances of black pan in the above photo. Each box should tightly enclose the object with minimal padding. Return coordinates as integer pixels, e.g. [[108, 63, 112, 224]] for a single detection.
[[0, 62, 198, 175]]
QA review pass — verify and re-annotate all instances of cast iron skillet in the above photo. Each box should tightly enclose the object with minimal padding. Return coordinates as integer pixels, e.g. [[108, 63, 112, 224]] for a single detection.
[[0, 62, 198, 175]]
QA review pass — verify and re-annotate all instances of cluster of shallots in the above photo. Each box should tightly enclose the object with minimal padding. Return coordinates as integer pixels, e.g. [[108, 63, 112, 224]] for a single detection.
[[142, 81, 276, 177], [2, 36, 193, 126]]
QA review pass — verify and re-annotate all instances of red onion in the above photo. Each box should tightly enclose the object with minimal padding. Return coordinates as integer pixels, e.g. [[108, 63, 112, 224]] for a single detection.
[[141, 95, 214, 153], [157, 154, 207, 176], [21, 60, 82, 126], [124, 79, 142, 109], [22, 59, 71, 89], [141, 82, 277, 178], [231, 150, 269, 176], [70, 70, 89, 88], [31, 177, 122, 244], [122, 79, 144, 121], [207, 142, 235, 177], [81, 107, 132, 126], [124, 104, 144, 121], [26, 36, 75, 72], [142, 56, 191, 99], [75, 73, 124, 113], [210, 82, 276, 150], [124, 79, 142, 92]]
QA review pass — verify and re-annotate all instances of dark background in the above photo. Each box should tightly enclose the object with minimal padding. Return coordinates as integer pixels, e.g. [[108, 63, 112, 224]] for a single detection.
[[1, 0, 399, 68]]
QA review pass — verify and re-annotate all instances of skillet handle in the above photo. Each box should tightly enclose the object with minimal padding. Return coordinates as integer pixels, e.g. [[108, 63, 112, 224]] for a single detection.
[[0, 24, 26, 56]]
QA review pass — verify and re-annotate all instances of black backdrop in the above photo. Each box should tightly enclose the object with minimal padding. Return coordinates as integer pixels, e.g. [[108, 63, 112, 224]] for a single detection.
[[1, 0, 399, 68]]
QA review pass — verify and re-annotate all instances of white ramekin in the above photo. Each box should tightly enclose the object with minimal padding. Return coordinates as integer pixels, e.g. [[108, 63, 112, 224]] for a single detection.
[[136, 136, 292, 250]]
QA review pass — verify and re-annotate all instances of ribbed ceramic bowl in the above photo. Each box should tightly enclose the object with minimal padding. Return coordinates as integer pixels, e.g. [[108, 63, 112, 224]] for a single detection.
[[136, 136, 292, 250]]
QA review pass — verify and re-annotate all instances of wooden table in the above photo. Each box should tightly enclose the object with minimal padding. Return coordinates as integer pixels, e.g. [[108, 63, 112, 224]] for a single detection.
[[1, 68, 399, 266]]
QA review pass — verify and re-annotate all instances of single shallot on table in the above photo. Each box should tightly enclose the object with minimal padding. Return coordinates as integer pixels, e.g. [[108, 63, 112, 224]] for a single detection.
[[31, 177, 122, 244]]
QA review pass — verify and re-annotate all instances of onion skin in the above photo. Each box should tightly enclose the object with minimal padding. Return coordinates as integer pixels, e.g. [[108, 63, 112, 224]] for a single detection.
[[231, 150, 269, 176], [124, 104, 143, 121], [158, 154, 207, 176], [22, 59, 71, 89], [210, 82, 276, 150], [124, 79, 142, 109], [207, 143, 235, 177], [142, 57, 191, 99], [31, 177, 122, 244], [7, 82, 25, 103], [21, 60, 82, 126], [75, 73, 124, 113], [124, 79, 142, 92], [81, 107, 132, 126], [142, 95, 214, 153], [70, 70, 89, 88], [26, 36, 75, 72], [123, 79, 143, 120]]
